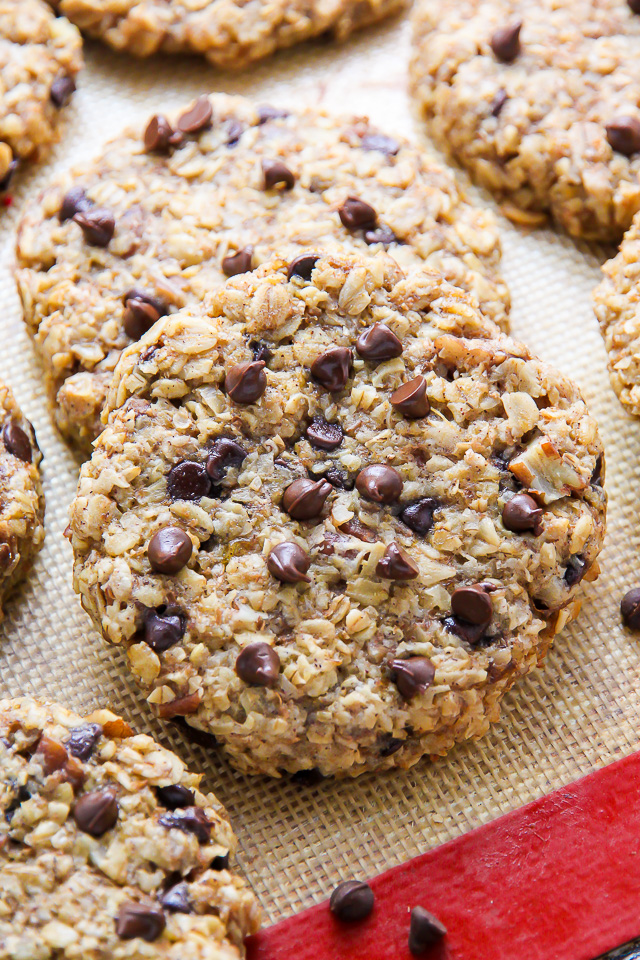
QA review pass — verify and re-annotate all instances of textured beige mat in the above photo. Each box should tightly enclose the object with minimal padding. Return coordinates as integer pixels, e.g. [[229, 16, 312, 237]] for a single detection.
[[0, 16, 638, 931]]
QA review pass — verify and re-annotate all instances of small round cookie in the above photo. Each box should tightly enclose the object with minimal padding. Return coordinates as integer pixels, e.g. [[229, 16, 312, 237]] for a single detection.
[[69, 253, 606, 778], [0, 697, 260, 959], [16, 93, 509, 454], [0, 0, 82, 194], [50, 0, 402, 70], [410, 0, 640, 241], [0, 381, 45, 619]]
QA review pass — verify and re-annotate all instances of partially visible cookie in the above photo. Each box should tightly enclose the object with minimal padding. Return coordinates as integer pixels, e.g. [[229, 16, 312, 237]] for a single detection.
[[0, 381, 45, 618], [410, 0, 640, 241], [0, 0, 82, 194], [69, 252, 606, 778], [16, 93, 509, 453], [0, 697, 260, 959]]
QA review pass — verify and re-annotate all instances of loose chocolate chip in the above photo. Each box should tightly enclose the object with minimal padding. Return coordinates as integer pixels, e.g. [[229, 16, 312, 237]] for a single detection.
[[502, 493, 542, 533], [364, 224, 396, 246], [250, 339, 274, 363], [356, 464, 403, 504], [156, 784, 195, 809], [306, 417, 343, 450], [356, 323, 402, 361], [206, 438, 248, 481], [2, 422, 32, 463], [490, 21, 522, 61], [390, 377, 430, 418], [235, 642, 280, 686], [73, 788, 118, 836], [144, 114, 174, 152], [621, 587, 640, 629], [66, 723, 102, 760], [144, 608, 186, 652], [330, 880, 375, 922], [177, 96, 213, 134], [338, 196, 377, 230], [167, 460, 211, 501], [262, 159, 295, 190], [310, 347, 352, 392], [222, 246, 254, 277], [59, 186, 91, 221], [451, 585, 493, 625], [50, 75, 76, 108], [287, 254, 321, 281], [257, 104, 290, 123], [123, 298, 160, 340], [391, 657, 436, 700], [361, 133, 399, 155], [73, 208, 115, 247], [409, 906, 447, 955], [564, 557, 588, 586], [629, 0, 640, 13], [283, 478, 332, 520], [0, 159, 18, 192], [400, 499, 437, 536], [116, 902, 166, 942], [491, 89, 508, 117], [161, 882, 192, 913], [606, 116, 640, 156], [158, 806, 211, 843], [268, 542, 311, 583], [148, 527, 192, 574], [225, 361, 267, 404], [376, 543, 419, 580]]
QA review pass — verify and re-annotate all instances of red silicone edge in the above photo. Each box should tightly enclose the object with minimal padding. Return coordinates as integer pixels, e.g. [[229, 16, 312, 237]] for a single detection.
[[246, 751, 640, 960]]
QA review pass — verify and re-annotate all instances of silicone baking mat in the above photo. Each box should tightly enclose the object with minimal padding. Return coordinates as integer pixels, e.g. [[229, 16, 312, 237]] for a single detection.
[[1, 14, 639, 954]]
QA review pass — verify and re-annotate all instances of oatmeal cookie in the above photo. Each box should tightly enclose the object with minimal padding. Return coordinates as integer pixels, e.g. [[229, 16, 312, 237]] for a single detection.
[[69, 252, 606, 778], [410, 0, 640, 241], [0, 381, 45, 619], [16, 93, 509, 454], [0, 0, 82, 195], [0, 697, 260, 959]]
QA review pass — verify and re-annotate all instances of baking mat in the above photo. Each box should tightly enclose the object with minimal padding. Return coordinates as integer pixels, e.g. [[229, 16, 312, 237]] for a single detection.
[[1, 13, 639, 948]]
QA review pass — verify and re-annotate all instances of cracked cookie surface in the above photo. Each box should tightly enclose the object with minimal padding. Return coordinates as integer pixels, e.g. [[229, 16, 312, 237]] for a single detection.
[[0, 697, 260, 959], [410, 0, 640, 240], [69, 253, 606, 778], [16, 93, 509, 454]]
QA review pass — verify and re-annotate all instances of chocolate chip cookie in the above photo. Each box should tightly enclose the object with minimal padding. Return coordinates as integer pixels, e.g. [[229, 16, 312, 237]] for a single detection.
[[0, 381, 45, 619], [410, 0, 640, 240], [0, 697, 260, 958], [0, 0, 82, 196], [68, 252, 606, 778], [16, 93, 509, 453]]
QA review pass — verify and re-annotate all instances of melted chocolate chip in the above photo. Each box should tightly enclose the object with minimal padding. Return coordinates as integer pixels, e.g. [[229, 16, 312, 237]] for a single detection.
[[390, 377, 429, 418], [490, 21, 522, 61], [330, 880, 375, 922], [177, 97, 213, 134], [321, 466, 354, 490], [2, 422, 32, 463], [376, 543, 419, 580], [306, 417, 343, 450], [262, 159, 295, 190], [73, 208, 115, 247], [116, 902, 166, 942], [161, 882, 193, 914], [144, 608, 186, 652], [167, 460, 211, 501], [364, 224, 396, 246], [206, 438, 247, 481], [451, 585, 493, 625], [143, 115, 174, 152], [339, 517, 376, 541], [356, 464, 403, 504], [391, 657, 435, 699], [491, 89, 508, 117], [310, 347, 352, 392], [356, 323, 402, 361], [148, 527, 192, 574], [400, 499, 437, 536], [444, 616, 488, 645], [225, 361, 267, 403], [621, 587, 640, 629], [60, 187, 91, 221], [257, 104, 289, 123], [235, 642, 280, 686], [606, 116, 640, 156], [361, 133, 399, 155], [338, 196, 377, 230], [66, 723, 102, 760], [502, 493, 542, 533], [287, 254, 321, 281], [409, 906, 447, 954], [50, 75, 76, 108], [73, 788, 118, 836], [267, 542, 311, 583], [156, 784, 195, 809], [158, 806, 211, 843], [283, 478, 332, 520], [249, 340, 273, 364], [222, 246, 254, 277]]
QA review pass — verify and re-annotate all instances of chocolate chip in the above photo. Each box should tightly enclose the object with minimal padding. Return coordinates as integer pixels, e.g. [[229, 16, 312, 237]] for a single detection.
[[283, 478, 332, 520], [306, 417, 343, 450], [116, 902, 166, 942], [364, 224, 396, 246], [621, 587, 640, 629], [390, 657, 435, 700], [206, 438, 248, 481], [356, 323, 402, 361], [444, 616, 487, 645], [144, 608, 186, 652], [356, 464, 403, 504], [60, 187, 91, 221], [564, 556, 588, 586], [144, 114, 174, 152], [262, 159, 295, 190], [329, 880, 374, 922], [123, 298, 160, 340], [156, 784, 195, 809], [0, 160, 18, 192], [50, 75, 76, 108], [167, 460, 211, 501], [2, 422, 32, 463], [158, 692, 201, 719], [212, 852, 230, 869], [148, 527, 192, 574], [376, 543, 419, 580], [606, 116, 640, 156], [177, 97, 213, 134], [451, 584, 492, 625], [379, 735, 404, 757], [628, 0, 640, 13], [235, 642, 280, 686], [491, 89, 508, 117], [161, 882, 192, 914], [490, 21, 522, 61], [257, 104, 289, 123], [287, 254, 321, 281], [73, 208, 115, 247], [502, 493, 542, 533], [66, 723, 102, 760], [158, 806, 211, 843], [73, 788, 118, 836], [225, 361, 267, 404], [222, 246, 254, 277], [321, 466, 354, 490], [361, 133, 399, 155], [390, 377, 429, 418], [339, 517, 376, 541], [310, 347, 352, 392], [124, 287, 167, 316], [268, 542, 311, 583], [409, 906, 447, 954], [338, 196, 377, 230], [400, 499, 437, 536]]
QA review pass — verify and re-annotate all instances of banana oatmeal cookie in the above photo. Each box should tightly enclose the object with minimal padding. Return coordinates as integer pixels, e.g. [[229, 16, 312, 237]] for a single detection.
[[0, 697, 260, 959], [0, 381, 45, 619], [16, 93, 509, 453], [69, 253, 606, 778], [410, 0, 640, 241], [0, 0, 82, 196]]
